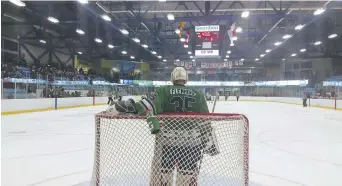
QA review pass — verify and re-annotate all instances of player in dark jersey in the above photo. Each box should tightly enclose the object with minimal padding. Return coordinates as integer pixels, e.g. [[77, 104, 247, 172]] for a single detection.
[[107, 67, 218, 185]]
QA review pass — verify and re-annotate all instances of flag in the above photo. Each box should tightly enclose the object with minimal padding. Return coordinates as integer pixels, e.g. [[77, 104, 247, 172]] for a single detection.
[[227, 23, 237, 46]]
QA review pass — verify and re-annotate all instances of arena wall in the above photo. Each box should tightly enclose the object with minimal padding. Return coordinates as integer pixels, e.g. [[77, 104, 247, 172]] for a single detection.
[[1, 96, 341, 115]]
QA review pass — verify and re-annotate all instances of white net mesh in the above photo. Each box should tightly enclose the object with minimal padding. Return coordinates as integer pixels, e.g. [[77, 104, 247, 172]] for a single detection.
[[92, 112, 249, 186]]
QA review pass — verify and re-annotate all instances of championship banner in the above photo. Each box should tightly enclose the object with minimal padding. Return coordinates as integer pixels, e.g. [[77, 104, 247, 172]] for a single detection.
[[174, 61, 196, 68]]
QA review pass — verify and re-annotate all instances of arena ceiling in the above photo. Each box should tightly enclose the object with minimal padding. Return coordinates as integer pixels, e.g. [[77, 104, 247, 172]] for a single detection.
[[2, 1, 342, 69]]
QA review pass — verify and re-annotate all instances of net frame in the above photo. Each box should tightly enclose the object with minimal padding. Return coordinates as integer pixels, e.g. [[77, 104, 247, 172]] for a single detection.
[[93, 112, 249, 186]]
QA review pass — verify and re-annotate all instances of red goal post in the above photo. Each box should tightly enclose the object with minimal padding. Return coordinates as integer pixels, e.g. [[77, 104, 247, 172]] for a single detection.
[[92, 112, 249, 186]]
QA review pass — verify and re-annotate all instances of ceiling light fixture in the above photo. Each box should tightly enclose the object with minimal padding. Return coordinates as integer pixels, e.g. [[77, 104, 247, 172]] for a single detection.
[[142, 44, 148, 48], [9, 0, 26, 7], [163, 59, 167, 62], [39, 40, 46, 44], [283, 34, 292, 39], [295, 24, 305, 30], [236, 27, 243, 33], [265, 49, 271, 53], [227, 50, 231, 54], [101, 14, 111, 21], [167, 14, 175, 20], [120, 29, 129, 35], [151, 51, 157, 55], [176, 59, 180, 62], [224, 59, 228, 61], [260, 54, 266, 57], [47, 16, 59, 23], [314, 41, 322, 45], [190, 56, 193, 59], [188, 51, 192, 55], [76, 29, 85, 35], [282, 58, 285, 61], [108, 44, 114, 49], [130, 56, 135, 59], [241, 58, 245, 61], [192, 59, 195, 62], [241, 11, 250, 18], [313, 8, 325, 16], [274, 41, 282, 46], [77, 0, 88, 4], [226, 55, 229, 58], [291, 53, 297, 57], [122, 51, 127, 54], [300, 48, 306, 52], [94, 38, 102, 43], [78, 52, 82, 55], [255, 58, 259, 61], [157, 55, 162, 59], [328, 34, 338, 39], [133, 38, 140, 43]]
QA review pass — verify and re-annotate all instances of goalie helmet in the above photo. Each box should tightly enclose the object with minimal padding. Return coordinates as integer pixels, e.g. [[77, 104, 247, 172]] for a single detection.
[[171, 67, 188, 84]]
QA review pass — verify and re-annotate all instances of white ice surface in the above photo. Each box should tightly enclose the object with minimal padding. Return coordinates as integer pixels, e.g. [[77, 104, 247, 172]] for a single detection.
[[2, 102, 342, 186]]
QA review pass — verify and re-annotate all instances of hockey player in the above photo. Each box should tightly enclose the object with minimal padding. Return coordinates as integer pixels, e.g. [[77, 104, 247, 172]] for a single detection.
[[236, 92, 240, 102], [216, 92, 220, 100], [107, 67, 218, 186], [205, 92, 212, 102]]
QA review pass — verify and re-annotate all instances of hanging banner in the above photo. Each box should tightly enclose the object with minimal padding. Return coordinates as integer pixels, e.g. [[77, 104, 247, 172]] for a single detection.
[[174, 61, 196, 68]]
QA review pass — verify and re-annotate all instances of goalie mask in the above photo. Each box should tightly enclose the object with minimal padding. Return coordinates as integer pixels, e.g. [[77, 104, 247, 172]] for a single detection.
[[171, 67, 188, 84]]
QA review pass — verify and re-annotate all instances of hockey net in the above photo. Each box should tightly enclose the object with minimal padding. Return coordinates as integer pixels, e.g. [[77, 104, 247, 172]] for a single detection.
[[92, 112, 249, 186]]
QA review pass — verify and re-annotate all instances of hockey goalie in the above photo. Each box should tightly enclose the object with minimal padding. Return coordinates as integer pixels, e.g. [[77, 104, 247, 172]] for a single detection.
[[107, 67, 219, 186]]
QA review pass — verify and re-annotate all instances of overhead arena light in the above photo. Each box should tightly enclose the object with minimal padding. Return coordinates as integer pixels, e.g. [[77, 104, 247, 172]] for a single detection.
[[236, 27, 243, 33], [291, 53, 297, 57], [227, 50, 231, 54], [295, 24, 305, 30], [190, 56, 194, 59], [122, 51, 127, 55], [76, 29, 85, 35], [265, 49, 271, 53], [241, 11, 250, 18], [47, 16, 59, 23], [184, 45, 188, 48], [151, 51, 157, 55], [188, 51, 192, 54], [78, 52, 82, 55], [163, 59, 167, 62], [328, 34, 338, 39], [175, 29, 180, 34], [94, 38, 102, 43], [283, 34, 292, 39], [9, 0, 26, 7], [224, 59, 228, 61], [77, 0, 88, 4], [102, 14, 111, 21], [157, 55, 162, 59], [176, 59, 180, 62], [274, 41, 282, 46], [130, 56, 135, 59], [108, 44, 114, 49], [142, 44, 148, 48], [167, 14, 175, 20], [133, 38, 140, 43], [300, 48, 306, 52], [39, 40, 46, 44], [282, 58, 285, 61], [192, 59, 195, 62], [313, 8, 325, 16], [255, 58, 259, 61], [159, 0, 166, 2], [260, 54, 266, 57], [226, 55, 229, 58], [180, 38, 185, 42], [120, 29, 129, 35], [314, 41, 322, 45], [241, 58, 245, 61]]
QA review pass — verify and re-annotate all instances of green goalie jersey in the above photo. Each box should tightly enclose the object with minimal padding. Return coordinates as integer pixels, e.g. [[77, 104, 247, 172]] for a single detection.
[[136, 85, 209, 114]]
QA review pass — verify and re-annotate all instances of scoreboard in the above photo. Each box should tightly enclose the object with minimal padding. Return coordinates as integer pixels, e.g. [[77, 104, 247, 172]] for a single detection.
[[194, 25, 221, 58]]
